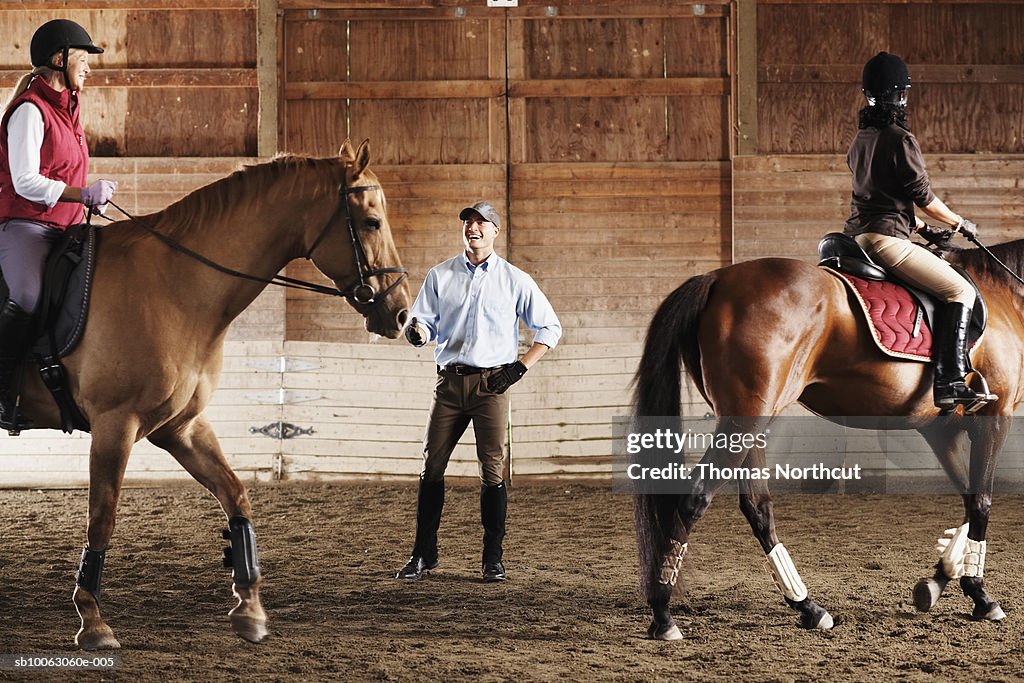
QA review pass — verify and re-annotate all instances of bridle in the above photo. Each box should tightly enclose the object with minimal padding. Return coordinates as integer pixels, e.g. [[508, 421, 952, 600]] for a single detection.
[[305, 183, 408, 305], [105, 179, 408, 307]]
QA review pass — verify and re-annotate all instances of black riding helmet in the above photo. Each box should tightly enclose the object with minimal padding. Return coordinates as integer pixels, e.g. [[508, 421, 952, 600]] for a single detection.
[[30, 19, 103, 89], [862, 51, 911, 104]]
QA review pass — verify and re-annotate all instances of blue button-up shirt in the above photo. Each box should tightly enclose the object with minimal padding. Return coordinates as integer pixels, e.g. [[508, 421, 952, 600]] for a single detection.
[[411, 251, 562, 368]]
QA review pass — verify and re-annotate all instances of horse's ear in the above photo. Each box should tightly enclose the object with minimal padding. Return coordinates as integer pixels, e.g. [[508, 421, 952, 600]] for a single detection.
[[353, 139, 370, 177], [338, 139, 355, 161]]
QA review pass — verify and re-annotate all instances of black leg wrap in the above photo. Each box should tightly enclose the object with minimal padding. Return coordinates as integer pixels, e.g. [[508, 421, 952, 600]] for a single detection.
[[221, 516, 261, 588], [481, 481, 507, 564], [412, 477, 445, 561], [76, 547, 106, 602]]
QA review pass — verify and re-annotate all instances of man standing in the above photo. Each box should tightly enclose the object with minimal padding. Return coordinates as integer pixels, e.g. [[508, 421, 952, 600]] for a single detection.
[[396, 201, 561, 582]]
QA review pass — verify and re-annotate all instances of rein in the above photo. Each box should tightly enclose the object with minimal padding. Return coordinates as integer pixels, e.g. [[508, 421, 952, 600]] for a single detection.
[[104, 182, 407, 305], [964, 233, 1024, 287]]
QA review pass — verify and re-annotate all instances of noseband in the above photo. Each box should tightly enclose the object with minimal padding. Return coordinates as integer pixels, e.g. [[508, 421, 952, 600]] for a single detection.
[[306, 183, 408, 306]]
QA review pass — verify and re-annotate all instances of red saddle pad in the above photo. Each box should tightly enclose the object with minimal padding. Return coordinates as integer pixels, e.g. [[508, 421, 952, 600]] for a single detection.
[[824, 268, 933, 362]]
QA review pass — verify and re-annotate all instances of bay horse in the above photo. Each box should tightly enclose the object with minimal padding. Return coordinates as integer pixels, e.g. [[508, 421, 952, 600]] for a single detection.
[[11, 139, 411, 649], [633, 238, 1023, 640]]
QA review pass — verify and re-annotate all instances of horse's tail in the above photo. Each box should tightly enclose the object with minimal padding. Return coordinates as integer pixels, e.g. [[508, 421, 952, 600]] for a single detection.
[[632, 271, 716, 600], [633, 272, 715, 416]]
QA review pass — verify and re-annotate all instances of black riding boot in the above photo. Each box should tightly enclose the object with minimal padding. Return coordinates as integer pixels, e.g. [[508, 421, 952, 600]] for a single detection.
[[0, 300, 34, 431], [933, 302, 996, 410], [481, 481, 507, 582], [396, 477, 445, 580]]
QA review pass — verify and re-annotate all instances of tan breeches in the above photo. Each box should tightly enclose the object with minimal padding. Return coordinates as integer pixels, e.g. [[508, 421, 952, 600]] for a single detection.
[[854, 233, 975, 307]]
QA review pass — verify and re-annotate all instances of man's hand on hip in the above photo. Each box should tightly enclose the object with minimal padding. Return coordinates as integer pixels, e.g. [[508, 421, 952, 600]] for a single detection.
[[486, 360, 528, 394]]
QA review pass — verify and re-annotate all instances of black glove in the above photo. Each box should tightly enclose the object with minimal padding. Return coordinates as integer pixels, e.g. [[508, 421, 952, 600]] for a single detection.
[[957, 217, 978, 239], [917, 223, 953, 246], [404, 317, 425, 346], [486, 360, 528, 395]]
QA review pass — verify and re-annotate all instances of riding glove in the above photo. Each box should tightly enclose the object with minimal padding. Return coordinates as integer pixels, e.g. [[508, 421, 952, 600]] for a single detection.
[[486, 360, 528, 394], [917, 223, 953, 246], [82, 179, 117, 208], [956, 217, 978, 239], [404, 317, 426, 347]]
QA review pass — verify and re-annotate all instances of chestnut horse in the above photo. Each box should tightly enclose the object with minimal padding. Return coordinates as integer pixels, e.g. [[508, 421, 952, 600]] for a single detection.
[[633, 239, 1024, 640], [12, 139, 411, 649]]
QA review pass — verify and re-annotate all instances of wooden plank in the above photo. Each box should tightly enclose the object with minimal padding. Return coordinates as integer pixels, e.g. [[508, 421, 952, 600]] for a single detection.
[[9, 2, 253, 8], [257, 0, 280, 156], [734, 0, 757, 154], [279, 3, 728, 18], [0, 69, 256, 88], [285, 77, 727, 100], [761, 64, 1024, 85]]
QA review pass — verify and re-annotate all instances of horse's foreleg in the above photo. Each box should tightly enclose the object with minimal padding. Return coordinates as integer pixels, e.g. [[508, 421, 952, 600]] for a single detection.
[[73, 417, 136, 650], [738, 448, 834, 630], [149, 416, 269, 643], [917, 417, 1007, 621], [913, 418, 969, 611]]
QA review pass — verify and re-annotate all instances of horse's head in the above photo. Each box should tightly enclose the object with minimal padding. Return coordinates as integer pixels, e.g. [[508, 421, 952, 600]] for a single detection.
[[305, 139, 411, 338]]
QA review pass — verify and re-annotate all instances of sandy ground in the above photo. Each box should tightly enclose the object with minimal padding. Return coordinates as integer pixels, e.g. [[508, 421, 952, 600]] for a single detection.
[[2, 481, 1023, 682]]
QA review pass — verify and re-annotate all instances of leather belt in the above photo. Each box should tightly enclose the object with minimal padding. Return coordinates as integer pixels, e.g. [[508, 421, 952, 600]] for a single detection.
[[438, 364, 491, 376]]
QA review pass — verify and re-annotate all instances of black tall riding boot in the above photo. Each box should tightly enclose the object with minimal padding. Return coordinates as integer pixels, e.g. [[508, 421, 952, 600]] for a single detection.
[[0, 300, 34, 431], [395, 477, 445, 580], [933, 302, 996, 411], [481, 481, 508, 582]]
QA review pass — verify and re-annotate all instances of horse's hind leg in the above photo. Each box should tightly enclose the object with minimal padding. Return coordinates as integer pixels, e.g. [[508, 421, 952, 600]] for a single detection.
[[73, 417, 137, 650], [149, 416, 269, 643], [738, 447, 833, 630]]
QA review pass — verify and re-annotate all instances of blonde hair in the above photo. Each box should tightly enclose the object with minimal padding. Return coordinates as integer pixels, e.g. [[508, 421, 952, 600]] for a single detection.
[[3, 45, 93, 115], [3, 66, 50, 115]]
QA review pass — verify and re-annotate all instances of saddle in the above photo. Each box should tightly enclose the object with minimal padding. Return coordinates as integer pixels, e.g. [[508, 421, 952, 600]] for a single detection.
[[0, 223, 96, 433], [817, 232, 986, 362]]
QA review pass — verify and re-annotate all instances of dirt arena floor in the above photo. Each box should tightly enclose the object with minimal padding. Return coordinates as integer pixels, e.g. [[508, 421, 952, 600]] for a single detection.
[[2, 481, 1024, 682]]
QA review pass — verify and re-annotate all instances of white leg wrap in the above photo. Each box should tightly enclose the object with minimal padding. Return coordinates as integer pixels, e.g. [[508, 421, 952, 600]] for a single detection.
[[963, 539, 986, 578], [935, 523, 970, 579], [658, 540, 687, 586], [765, 543, 808, 602]]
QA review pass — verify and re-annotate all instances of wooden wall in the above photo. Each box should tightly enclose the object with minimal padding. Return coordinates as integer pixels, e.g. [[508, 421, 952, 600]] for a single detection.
[[1, 1, 1022, 485], [0, 3, 258, 156], [279, 2, 733, 347], [733, 154, 1024, 263], [757, 1, 1024, 154]]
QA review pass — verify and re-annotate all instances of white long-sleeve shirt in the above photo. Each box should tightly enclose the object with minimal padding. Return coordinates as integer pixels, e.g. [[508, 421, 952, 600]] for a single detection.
[[411, 251, 562, 368], [5, 102, 66, 207]]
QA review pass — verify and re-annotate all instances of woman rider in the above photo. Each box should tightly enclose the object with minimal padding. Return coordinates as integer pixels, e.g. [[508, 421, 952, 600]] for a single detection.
[[0, 19, 117, 430], [844, 51, 995, 411]]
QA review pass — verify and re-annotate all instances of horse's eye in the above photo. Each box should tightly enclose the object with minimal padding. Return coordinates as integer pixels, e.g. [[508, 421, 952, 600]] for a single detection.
[[364, 218, 381, 231]]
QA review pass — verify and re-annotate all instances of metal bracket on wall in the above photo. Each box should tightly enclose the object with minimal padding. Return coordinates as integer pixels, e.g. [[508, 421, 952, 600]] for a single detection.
[[250, 422, 315, 440]]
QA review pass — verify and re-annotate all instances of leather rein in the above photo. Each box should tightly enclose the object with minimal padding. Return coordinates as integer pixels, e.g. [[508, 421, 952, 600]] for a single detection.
[[103, 182, 408, 306]]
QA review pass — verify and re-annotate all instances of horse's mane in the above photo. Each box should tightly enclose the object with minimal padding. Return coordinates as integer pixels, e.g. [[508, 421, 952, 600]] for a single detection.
[[948, 238, 1024, 289], [106, 155, 345, 248]]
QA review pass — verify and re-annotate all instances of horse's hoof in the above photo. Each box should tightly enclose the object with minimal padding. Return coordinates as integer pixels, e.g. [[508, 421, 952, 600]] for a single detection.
[[75, 624, 121, 651], [814, 612, 834, 630], [230, 613, 269, 643], [646, 620, 682, 641], [913, 578, 942, 612], [972, 602, 1006, 622]]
